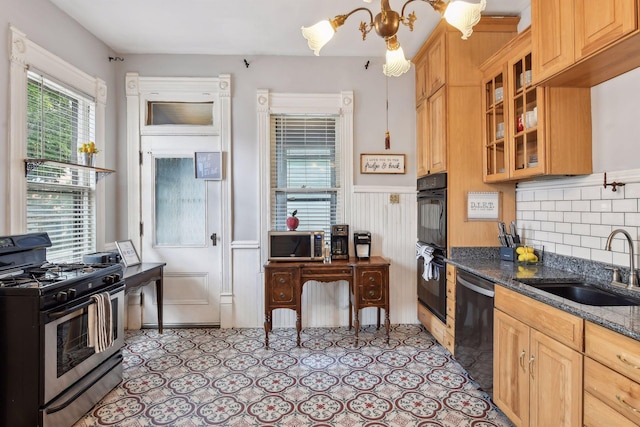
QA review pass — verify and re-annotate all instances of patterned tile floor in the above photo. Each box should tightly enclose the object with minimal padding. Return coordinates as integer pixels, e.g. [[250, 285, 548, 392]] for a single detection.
[[73, 325, 514, 426]]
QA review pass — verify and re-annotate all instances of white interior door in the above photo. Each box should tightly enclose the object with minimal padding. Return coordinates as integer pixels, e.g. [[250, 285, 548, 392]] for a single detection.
[[140, 134, 221, 326]]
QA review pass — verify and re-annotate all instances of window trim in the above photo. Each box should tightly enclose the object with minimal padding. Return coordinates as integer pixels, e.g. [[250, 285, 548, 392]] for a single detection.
[[257, 90, 354, 265], [8, 26, 107, 246]]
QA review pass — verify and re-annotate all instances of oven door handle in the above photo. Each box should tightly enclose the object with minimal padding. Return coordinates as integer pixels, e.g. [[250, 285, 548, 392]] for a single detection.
[[48, 284, 125, 320], [45, 352, 123, 415]]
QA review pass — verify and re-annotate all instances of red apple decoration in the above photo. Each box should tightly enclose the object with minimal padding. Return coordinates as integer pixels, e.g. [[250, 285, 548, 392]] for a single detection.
[[286, 210, 299, 231]]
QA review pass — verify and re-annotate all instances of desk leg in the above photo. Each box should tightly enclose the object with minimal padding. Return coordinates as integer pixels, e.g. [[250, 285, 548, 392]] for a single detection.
[[155, 277, 164, 334], [376, 308, 381, 330], [264, 312, 272, 349], [296, 308, 302, 347], [384, 307, 390, 344], [353, 308, 360, 347]]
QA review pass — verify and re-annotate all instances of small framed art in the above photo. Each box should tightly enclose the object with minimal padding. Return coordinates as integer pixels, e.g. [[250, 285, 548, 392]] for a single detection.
[[360, 153, 406, 174], [195, 151, 222, 180], [115, 240, 141, 267]]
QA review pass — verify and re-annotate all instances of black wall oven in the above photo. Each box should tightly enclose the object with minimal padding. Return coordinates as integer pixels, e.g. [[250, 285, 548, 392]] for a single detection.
[[417, 173, 447, 322]]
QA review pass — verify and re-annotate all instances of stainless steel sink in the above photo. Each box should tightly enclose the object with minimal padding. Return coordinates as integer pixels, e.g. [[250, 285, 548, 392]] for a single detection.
[[517, 279, 640, 306]]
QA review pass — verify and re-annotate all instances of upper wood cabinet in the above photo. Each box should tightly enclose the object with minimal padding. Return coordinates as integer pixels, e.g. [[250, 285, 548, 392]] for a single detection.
[[426, 33, 446, 97], [481, 28, 592, 182], [532, 0, 640, 86], [415, 56, 428, 104]]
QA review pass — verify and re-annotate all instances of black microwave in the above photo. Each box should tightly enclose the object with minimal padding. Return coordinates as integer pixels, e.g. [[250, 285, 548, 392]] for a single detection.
[[268, 231, 325, 261]]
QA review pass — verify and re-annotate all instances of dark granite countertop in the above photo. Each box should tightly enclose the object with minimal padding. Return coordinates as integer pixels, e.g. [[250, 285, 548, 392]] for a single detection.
[[447, 248, 640, 341]]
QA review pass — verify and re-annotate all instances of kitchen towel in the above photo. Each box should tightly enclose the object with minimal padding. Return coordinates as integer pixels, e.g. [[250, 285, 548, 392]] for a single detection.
[[416, 242, 439, 281], [88, 291, 113, 353]]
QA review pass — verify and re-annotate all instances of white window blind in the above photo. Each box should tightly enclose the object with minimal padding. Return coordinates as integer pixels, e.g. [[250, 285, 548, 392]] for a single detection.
[[26, 70, 97, 263], [270, 115, 342, 236]]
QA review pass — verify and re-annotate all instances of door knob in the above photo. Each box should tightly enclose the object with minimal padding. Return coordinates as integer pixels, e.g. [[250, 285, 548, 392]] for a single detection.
[[210, 233, 217, 246]]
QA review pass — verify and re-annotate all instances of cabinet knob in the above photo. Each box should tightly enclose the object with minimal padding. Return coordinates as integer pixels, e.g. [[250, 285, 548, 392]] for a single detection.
[[279, 278, 285, 283], [279, 292, 285, 298], [369, 276, 375, 282], [369, 290, 375, 297]]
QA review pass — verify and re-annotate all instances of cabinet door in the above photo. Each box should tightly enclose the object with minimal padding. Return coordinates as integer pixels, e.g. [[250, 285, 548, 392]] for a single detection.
[[415, 57, 428, 103], [426, 34, 446, 96], [427, 87, 447, 174], [508, 52, 545, 179], [575, 0, 637, 59], [266, 268, 298, 308], [482, 66, 509, 182], [494, 310, 530, 427], [416, 100, 429, 177], [529, 329, 583, 427], [532, 0, 575, 83], [355, 267, 386, 306]]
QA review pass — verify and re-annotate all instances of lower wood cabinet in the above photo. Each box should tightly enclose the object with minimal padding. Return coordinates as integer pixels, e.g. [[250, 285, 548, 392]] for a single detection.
[[584, 321, 640, 426], [494, 287, 583, 427]]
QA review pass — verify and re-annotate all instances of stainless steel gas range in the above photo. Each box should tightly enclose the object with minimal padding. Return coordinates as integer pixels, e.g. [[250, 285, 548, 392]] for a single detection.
[[0, 232, 125, 427]]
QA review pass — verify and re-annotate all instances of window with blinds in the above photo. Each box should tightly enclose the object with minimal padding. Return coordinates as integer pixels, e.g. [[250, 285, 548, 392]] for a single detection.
[[26, 70, 97, 262], [270, 115, 341, 236]]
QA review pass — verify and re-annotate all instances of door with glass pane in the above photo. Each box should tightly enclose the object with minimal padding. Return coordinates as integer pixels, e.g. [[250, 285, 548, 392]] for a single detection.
[[141, 135, 221, 326]]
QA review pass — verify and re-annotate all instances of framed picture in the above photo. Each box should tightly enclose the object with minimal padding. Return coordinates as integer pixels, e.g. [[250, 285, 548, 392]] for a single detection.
[[467, 192, 502, 221], [195, 151, 222, 180], [360, 153, 406, 174], [115, 240, 141, 267]]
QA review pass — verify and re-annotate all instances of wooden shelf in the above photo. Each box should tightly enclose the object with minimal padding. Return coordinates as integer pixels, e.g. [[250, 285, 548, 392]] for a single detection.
[[24, 158, 115, 180]]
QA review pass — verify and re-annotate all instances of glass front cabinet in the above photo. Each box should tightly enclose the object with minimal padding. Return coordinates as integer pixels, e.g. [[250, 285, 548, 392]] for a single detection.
[[481, 27, 592, 182]]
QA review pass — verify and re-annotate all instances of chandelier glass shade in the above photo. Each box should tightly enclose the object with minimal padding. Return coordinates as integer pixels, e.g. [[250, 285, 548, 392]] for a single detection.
[[302, 0, 487, 77]]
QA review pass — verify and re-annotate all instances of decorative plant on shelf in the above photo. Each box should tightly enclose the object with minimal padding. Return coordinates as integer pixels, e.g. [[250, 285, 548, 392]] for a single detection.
[[78, 142, 99, 166], [286, 210, 299, 231]]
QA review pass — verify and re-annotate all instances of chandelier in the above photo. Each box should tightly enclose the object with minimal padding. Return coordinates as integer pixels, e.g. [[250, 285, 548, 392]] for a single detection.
[[302, 0, 487, 77]]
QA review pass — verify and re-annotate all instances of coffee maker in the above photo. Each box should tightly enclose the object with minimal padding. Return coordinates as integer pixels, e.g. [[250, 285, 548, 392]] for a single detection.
[[330, 224, 349, 260], [353, 231, 371, 260]]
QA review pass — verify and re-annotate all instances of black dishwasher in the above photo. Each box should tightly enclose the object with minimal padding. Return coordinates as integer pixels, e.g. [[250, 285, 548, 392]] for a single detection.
[[454, 270, 495, 398]]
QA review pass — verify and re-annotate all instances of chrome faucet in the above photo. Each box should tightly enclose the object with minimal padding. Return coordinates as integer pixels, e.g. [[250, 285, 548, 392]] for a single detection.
[[605, 229, 637, 288]]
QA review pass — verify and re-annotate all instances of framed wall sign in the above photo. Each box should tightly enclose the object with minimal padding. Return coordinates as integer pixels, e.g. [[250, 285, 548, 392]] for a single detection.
[[360, 153, 406, 174], [195, 151, 222, 180], [115, 240, 141, 267], [467, 192, 501, 221]]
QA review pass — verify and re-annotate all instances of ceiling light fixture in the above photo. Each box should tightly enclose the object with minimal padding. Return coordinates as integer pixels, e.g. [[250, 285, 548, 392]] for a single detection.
[[302, 0, 486, 77]]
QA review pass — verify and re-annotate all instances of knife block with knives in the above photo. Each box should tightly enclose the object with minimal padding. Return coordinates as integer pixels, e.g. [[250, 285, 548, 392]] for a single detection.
[[499, 221, 521, 261]]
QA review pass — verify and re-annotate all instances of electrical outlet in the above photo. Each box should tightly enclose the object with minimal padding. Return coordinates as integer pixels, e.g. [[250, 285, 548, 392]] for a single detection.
[[389, 194, 400, 204]]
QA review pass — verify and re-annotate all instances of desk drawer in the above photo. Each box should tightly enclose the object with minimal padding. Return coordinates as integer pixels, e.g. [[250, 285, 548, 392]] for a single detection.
[[301, 266, 352, 277], [354, 268, 387, 305], [265, 269, 298, 307]]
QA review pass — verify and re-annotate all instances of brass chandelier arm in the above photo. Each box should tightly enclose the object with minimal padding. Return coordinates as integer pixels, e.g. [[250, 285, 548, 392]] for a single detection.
[[331, 7, 375, 40], [400, 0, 447, 30]]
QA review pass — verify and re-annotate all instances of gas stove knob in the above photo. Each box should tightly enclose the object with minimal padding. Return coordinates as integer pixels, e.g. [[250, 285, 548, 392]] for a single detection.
[[67, 288, 77, 299], [56, 291, 68, 303], [112, 273, 121, 282], [104, 275, 114, 285]]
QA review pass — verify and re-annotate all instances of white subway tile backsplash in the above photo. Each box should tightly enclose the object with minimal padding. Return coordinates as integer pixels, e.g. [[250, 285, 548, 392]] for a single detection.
[[556, 200, 572, 211], [517, 169, 640, 269], [613, 199, 638, 212], [534, 190, 549, 201], [540, 201, 556, 211], [590, 199, 612, 212], [564, 188, 581, 200], [581, 186, 602, 200], [602, 212, 625, 225], [555, 222, 571, 234], [572, 223, 591, 235], [626, 212, 640, 226], [625, 183, 640, 198], [564, 234, 581, 246], [581, 235, 602, 249], [581, 212, 601, 224], [548, 211, 564, 222], [572, 200, 591, 212], [564, 212, 581, 223]]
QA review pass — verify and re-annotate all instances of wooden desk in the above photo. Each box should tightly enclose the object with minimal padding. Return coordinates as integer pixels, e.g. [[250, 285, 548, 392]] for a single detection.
[[123, 262, 166, 333], [264, 256, 390, 348]]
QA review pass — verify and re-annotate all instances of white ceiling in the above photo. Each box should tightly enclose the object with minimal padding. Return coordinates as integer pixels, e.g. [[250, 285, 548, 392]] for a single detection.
[[49, 0, 529, 59]]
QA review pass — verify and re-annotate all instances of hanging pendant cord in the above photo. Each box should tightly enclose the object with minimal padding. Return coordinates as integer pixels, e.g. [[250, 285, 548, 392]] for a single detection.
[[385, 76, 391, 150]]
